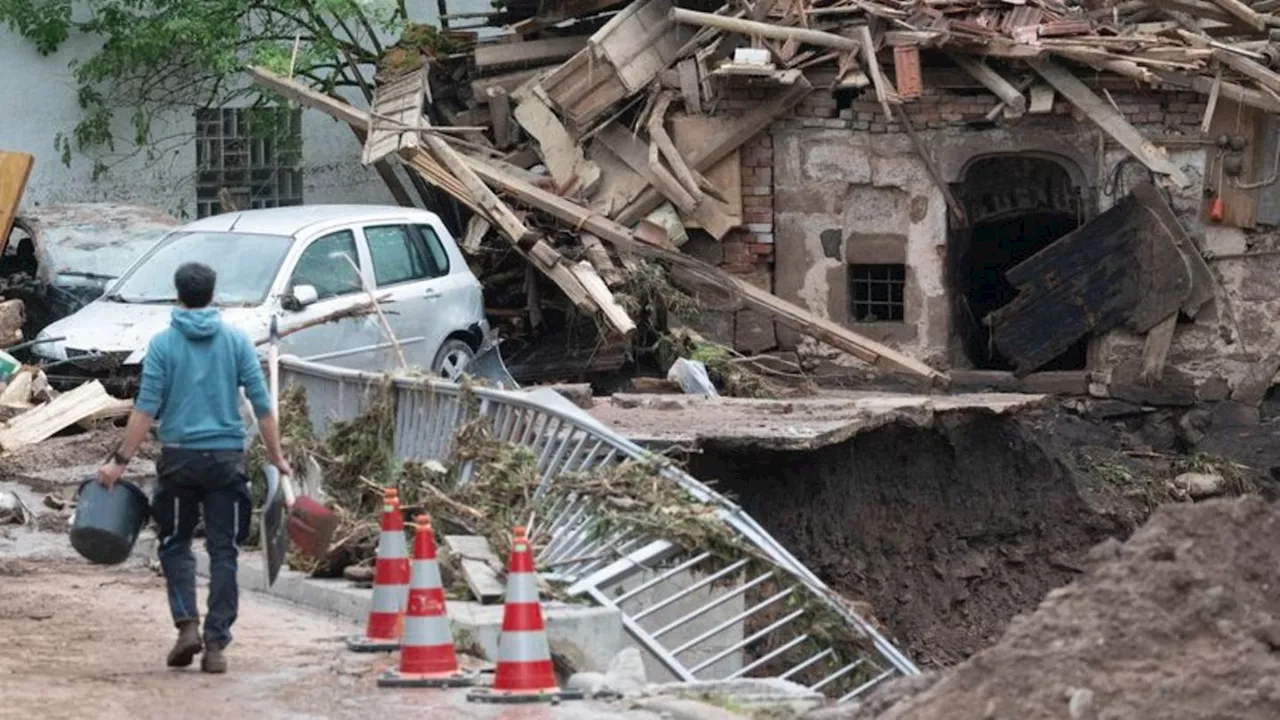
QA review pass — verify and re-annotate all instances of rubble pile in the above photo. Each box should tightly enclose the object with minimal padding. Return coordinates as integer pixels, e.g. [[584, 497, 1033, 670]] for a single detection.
[[834, 496, 1280, 719], [251, 0, 1280, 390]]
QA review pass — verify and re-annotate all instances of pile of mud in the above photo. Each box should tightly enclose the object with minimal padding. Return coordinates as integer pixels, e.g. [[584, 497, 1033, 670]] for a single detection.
[[851, 496, 1280, 719], [693, 410, 1134, 666]]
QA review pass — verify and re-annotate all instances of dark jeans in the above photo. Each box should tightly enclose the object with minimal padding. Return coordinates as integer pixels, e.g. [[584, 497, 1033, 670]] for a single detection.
[[151, 448, 252, 650]]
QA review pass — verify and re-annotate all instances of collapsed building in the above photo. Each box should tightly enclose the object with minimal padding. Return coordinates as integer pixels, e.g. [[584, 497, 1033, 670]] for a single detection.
[[246, 0, 1280, 416]]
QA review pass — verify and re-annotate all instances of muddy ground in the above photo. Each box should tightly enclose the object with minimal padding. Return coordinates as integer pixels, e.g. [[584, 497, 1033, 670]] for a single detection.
[[824, 496, 1280, 720], [0, 539, 662, 720], [692, 402, 1280, 668]]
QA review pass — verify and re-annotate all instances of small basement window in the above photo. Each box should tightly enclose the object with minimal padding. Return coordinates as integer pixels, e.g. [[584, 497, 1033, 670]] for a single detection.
[[849, 263, 905, 322]]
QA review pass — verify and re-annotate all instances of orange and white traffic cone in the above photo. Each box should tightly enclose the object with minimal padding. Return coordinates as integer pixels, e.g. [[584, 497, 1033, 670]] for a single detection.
[[346, 488, 409, 652], [378, 515, 474, 688], [467, 526, 583, 704]]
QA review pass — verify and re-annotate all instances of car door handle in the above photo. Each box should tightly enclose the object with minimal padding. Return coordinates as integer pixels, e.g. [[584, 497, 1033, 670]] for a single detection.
[[424, 289, 442, 300]]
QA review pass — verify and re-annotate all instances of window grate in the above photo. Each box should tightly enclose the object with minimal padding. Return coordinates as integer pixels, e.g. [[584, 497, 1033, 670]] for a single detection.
[[848, 264, 905, 323], [194, 107, 303, 219]]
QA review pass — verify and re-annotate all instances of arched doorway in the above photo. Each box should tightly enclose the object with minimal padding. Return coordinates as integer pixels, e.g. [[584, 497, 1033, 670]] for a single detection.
[[949, 155, 1089, 371]]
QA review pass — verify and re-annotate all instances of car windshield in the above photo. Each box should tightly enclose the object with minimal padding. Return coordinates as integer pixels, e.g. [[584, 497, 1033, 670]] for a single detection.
[[107, 231, 294, 305], [42, 222, 176, 281]]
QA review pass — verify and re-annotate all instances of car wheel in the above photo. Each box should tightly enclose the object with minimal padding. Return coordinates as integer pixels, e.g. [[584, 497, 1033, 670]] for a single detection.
[[432, 338, 475, 381]]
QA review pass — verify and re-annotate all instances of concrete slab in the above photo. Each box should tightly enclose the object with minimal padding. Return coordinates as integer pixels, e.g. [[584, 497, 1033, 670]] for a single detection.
[[588, 391, 1047, 451], [450, 600, 624, 673]]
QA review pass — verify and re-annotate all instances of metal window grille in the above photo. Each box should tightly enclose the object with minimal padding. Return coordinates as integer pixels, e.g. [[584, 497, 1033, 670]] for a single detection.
[[195, 107, 304, 218], [848, 264, 905, 323]]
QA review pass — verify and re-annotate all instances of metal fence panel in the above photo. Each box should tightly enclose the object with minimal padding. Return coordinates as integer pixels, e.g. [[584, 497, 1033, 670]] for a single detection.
[[278, 356, 919, 699]]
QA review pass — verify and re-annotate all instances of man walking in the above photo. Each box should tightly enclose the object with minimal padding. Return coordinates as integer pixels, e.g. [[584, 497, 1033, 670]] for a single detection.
[[97, 262, 292, 674]]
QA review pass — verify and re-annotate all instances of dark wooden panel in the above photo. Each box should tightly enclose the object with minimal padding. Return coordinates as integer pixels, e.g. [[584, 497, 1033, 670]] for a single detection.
[[987, 184, 1194, 376]]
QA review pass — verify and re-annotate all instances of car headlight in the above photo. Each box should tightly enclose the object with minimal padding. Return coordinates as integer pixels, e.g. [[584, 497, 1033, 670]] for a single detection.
[[33, 329, 67, 361], [124, 346, 148, 365]]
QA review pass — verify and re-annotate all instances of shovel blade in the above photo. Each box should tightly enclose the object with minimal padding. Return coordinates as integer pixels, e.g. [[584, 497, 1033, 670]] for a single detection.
[[261, 466, 288, 587], [288, 494, 338, 560]]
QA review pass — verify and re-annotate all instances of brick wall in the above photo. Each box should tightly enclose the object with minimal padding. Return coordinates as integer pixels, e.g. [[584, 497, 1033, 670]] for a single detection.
[[721, 132, 775, 274], [776, 77, 1206, 135]]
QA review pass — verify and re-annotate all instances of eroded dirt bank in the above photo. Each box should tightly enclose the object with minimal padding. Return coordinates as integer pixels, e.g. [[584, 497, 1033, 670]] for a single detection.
[[691, 409, 1145, 667], [840, 496, 1280, 720]]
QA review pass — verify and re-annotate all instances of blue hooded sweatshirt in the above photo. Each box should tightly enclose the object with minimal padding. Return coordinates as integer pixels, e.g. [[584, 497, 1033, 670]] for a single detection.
[[135, 307, 273, 450]]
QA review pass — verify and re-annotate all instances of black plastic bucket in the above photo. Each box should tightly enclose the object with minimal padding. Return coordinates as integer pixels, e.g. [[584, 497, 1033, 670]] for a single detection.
[[69, 478, 150, 565]]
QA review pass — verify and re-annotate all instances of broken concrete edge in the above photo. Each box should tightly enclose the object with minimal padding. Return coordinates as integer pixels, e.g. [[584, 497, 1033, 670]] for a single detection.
[[132, 535, 626, 673], [604, 393, 1053, 452]]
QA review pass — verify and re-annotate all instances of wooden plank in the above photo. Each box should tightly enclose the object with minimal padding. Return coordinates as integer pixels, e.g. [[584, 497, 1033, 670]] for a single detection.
[[511, 89, 601, 193], [859, 25, 895, 120], [677, 58, 703, 114], [1129, 182, 1215, 316], [581, 234, 624, 287], [1030, 58, 1191, 188], [1140, 314, 1178, 383], [616, 76, 811, 226], [441, 535, 505, 604], [596, 124, 698, 211], [487, 88, 513, 150], [471, 69, 545, 101], [1205, 0, 1266, 31], [569, 261, 637, 336], [648, 92, 701, 199], [669, 8, 859, 51], [463, 216, 491, 255], [363, 71, 426, 166], [950, 54, 1027, 115], [474, 35, 589, 70], [0, 152, 34, 252], [0, 380, 118, 451], [1212, 49, 1280, 96], [1202, 70, 1222, 135]]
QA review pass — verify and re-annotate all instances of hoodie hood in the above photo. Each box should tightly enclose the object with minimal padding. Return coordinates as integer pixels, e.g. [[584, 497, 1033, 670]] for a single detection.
[[171, 307, 222, 340]]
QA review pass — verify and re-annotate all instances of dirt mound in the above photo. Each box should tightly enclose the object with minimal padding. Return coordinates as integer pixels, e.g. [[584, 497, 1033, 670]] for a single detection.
[[692, 410, 1134, 666], [861, 496, 1280, 720]]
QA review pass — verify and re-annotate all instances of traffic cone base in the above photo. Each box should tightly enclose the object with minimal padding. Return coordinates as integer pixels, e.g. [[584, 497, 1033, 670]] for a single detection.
[[466, 686, 586, 705], [348, 491, 409, 653]]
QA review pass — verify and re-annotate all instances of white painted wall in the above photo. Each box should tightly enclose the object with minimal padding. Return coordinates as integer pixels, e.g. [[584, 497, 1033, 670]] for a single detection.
[[0, 0, 497, 220]]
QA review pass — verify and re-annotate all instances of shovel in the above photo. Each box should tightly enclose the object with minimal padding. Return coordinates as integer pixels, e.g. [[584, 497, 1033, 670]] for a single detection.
[[260, 316, 338, 586]]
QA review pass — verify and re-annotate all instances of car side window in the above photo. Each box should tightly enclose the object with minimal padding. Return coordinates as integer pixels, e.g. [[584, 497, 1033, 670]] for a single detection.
[[289, 230, 362, 300], [364, 224, 438, 287], [412, 224, 450, 277]]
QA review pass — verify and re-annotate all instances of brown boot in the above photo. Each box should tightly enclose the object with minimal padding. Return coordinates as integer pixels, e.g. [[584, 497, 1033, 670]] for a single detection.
[[201, 645, 227, 674], [166, 620, 203, 668]]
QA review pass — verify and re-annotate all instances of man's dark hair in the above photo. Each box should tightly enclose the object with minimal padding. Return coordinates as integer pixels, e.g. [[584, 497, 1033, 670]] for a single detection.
[[174, 262, 216, 308]]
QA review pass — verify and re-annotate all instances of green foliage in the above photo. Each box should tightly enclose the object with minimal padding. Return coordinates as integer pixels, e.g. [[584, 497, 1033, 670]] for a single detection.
[[0, 0, 410, 167]]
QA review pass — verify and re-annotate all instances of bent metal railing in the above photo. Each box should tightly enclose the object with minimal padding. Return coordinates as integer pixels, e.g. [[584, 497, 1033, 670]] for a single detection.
[[278, 355, 919, 701]]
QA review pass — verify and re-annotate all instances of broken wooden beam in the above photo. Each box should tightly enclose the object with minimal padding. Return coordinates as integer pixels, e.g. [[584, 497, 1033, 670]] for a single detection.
[[669, 8, 859, 51], [442, 535, 505, 604], [473, 36, 590, 70], [859, 25, 896, 120], [616, 75, 812, 226], [1029, 58, 1191, 189], [1205, 0, 1266, 31], [0, 380, 120, 451], [511, 88, 601, 194], [950, 54, 1027, 115]]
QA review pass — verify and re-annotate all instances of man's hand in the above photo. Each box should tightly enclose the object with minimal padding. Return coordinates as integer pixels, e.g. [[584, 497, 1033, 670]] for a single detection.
[[270, 455, 294, 479], [97, 461, 125, 489]]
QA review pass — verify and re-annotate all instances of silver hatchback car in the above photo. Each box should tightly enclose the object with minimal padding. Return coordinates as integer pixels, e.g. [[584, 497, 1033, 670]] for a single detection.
[[33, 205, 489, 385]]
